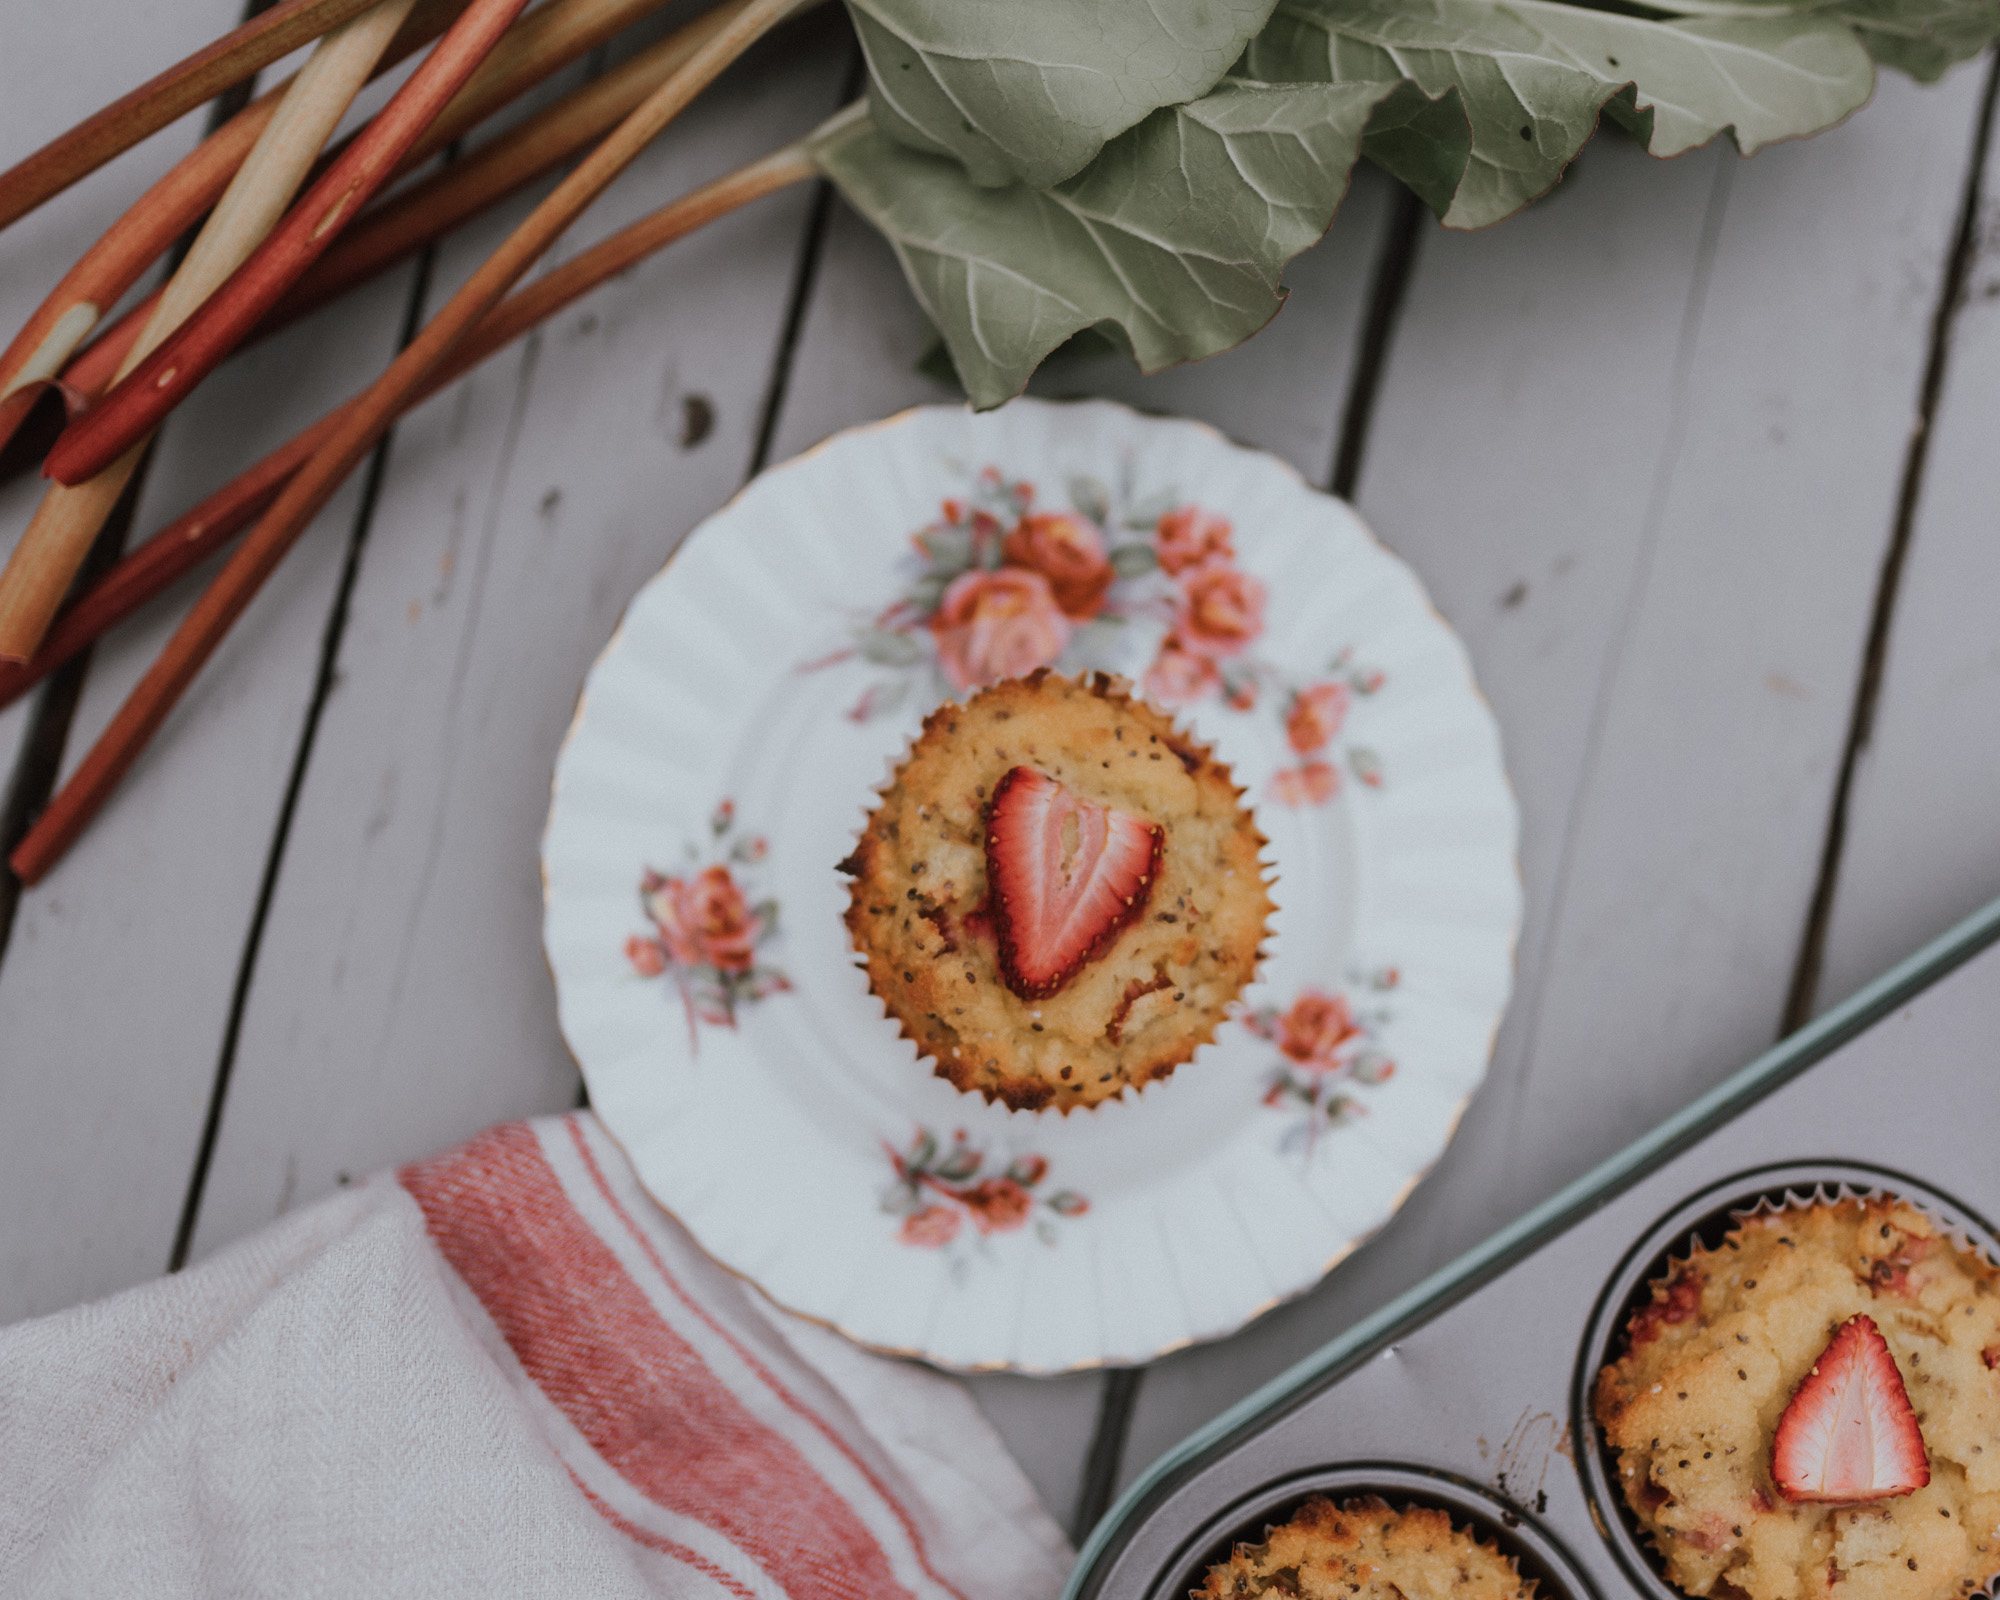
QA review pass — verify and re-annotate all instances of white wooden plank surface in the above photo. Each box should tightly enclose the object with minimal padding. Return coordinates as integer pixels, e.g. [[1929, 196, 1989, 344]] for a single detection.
[[1815, 93, 2000, 1012], [759, 161, 1397, 1522], [1117, 64, 1995, 1488], [5, 0, 1996, 1556], [183, 23, 853, 1246], [0, 266, 423, 1321]]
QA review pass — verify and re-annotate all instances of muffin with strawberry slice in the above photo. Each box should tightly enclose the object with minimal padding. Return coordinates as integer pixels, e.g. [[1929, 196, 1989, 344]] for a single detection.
[[1196, 1495, 1536, 1600], [1594, 1195, 2000, 1600], [839, 669, 1271, 1111]]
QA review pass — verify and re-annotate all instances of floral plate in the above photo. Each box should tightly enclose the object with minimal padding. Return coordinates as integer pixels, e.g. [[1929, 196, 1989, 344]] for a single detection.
[[542, 400, 1519, 1372]]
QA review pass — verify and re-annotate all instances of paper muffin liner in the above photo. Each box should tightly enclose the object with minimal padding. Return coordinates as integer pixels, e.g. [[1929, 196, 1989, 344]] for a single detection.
[[1666, 1180, 1998, 1300], [1573, 1161, 2000, 1600]]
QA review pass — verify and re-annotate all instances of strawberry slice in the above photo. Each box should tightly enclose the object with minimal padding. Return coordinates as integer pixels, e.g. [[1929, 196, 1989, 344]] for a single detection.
[[985, 766, 1163, 1000], [1772, 1314, 1929, 1502]]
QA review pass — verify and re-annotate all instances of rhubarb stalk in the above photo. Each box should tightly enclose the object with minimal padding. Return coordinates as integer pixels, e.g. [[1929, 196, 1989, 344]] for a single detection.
[[268, 0, 753, 328], [0, 0, 471, 460], [0, 143, 816, 712], [0, 0, 424, 664], [44, 0, 535, 492], [12, 0, 802, 883], [43, 0, 759, 412], [0, 0, 384, 232], [0, 0, 722, 467]]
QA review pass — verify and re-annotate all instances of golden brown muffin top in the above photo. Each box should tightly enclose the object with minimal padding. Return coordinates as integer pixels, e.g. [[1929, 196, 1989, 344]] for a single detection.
[[1595, 1196, 2000, 1600], [841, 670, 1271, 1111], [1196, 1496, 1536, 1600]]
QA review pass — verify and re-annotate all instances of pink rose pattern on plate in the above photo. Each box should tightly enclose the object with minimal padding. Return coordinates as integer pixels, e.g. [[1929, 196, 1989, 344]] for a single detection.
[[1268, 648, 1387, 808], [802, 467, 1146, 719], [626, 799, 789, 1050], [882, 1126, 1088, 1253], [1246, 967, 1400, 1156], [799, 463, 1387, 808]]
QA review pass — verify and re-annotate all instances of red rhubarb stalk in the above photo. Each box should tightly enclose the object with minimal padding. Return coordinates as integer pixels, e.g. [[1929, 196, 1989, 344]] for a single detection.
[[42, 0, 753, 415], [0, 0, 470, 460], [0, 139, 816, 711], [0, 0, 425, 663], [268, 0, 751, 328], [0, 102, 280, 448], [0, 0, 699, 465], [394, 0, 701, 170], [0, 0, 383, 233], [12, 2, 803, 883], [45, 0, 535, 490]]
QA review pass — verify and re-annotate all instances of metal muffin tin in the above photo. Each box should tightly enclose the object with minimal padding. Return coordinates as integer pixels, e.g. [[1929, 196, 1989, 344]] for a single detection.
[[1066, 895, 2000, 1600]]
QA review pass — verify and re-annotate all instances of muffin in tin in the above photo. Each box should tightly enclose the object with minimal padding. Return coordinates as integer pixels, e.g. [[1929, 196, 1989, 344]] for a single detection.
[[1197, 1495, 1537, 1600], [1594, 1194, 2000, 1600], [839, 670, 1271, 1112]]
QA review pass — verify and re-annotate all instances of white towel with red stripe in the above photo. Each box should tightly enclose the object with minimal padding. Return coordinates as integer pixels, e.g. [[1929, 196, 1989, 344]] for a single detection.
[[0, 1113, 1074, 1598]]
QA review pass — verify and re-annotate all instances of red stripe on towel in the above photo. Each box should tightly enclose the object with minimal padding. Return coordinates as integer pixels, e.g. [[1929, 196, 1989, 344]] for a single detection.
[[401, 1124, 913, 1600], [566, 1117, 973, 1600]]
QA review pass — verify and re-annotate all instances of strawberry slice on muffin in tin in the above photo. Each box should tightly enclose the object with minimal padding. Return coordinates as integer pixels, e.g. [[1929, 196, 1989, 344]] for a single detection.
[[1772, 1313, 1930, 1503]]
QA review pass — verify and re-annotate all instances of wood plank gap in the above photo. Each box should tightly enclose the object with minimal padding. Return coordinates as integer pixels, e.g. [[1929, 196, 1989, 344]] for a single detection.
[[1496, 151, 1737, 1155], [0, 0, 283, 969], [1780, 49, 2000, 1034], [167, 231, 442, 1272], [1328, 183, 1427, 499], [1072, 1366, 1143, 1546], [0, 448, 157, 961], [745, 50, 861, 476]]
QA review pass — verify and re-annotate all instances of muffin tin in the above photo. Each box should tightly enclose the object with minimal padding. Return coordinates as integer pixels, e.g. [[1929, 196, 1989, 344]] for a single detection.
[[1065, 894, 2000, 1600]]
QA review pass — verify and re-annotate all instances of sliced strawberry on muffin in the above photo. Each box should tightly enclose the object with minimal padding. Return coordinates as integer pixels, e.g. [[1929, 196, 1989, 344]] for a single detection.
[[985, 766, 1163, 1000], [1772, 1314, 1929, 1503]]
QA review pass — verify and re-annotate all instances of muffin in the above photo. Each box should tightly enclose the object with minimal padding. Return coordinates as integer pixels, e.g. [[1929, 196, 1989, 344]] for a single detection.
[[839, 670, 1271, 1112], [1196, 1495, 1537, 1600], [1594, 1195, 2000, 1600]]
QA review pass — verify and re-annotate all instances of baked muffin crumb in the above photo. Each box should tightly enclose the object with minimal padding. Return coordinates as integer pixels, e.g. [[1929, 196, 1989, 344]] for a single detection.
[[1196, 1495, 1536, 1600], [1595, 1195, 2000, 1600]]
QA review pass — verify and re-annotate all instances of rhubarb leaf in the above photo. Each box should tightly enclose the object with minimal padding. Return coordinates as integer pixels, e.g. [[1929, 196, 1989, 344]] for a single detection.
[[1245, 0, 1875, 228], [811, 79, 1439, 408], [843, 0, 1283, 189], [1819, 0, 2000, 79]]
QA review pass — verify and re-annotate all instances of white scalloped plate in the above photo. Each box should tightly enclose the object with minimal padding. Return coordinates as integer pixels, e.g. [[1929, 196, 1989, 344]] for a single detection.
[[542, 400, 1519, 1372]]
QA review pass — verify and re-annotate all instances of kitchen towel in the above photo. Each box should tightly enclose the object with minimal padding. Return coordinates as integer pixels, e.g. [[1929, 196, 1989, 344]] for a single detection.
[[0, 1112, 1073, 1598]]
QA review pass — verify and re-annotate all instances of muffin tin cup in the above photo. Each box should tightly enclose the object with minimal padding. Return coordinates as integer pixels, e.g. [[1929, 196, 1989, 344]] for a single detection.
[[1066, 895, 2000, 1600], [1572, 1161, 2000, 1600], [1150, 1464, 1599, 1600]]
